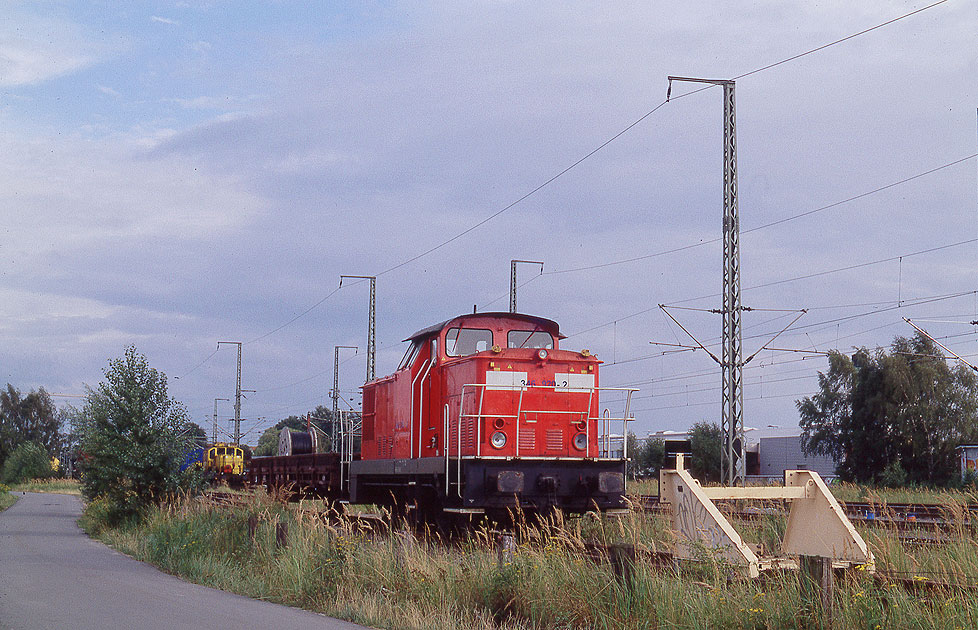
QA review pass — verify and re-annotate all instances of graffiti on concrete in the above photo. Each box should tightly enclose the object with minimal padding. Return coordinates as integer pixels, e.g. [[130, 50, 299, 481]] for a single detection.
[[675, 485, 731, 551]]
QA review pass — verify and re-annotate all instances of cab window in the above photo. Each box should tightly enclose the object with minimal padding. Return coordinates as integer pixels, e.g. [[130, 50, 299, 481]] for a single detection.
[[445, 328, 493, 357], [398, 340, 422, 370], [508, 330, 554, 349]]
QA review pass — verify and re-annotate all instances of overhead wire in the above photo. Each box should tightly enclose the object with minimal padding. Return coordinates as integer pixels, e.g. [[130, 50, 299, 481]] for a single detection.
[[568, 242, 978, 342], [176, 0, 957, 429], [228, 0, 953, 347]]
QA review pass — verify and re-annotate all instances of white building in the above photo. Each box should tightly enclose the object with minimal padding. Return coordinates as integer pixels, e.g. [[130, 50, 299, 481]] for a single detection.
[[755, 435, 837, 479]]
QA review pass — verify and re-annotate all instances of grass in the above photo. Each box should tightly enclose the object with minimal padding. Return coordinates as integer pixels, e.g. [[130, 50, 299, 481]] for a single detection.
[[10, 477, 82, 495], [0, 484, 16, 511], [828, 482, 978, 506], [82, 485, 978, 630]]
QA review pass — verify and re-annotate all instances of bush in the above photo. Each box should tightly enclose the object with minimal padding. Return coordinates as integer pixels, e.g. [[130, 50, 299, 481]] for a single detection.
[[1, 442, 51, 485], [77, 347, 201, 523]]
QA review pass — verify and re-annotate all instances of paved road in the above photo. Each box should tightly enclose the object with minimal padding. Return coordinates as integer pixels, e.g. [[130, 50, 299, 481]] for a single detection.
[[0, 492, 369, 630]]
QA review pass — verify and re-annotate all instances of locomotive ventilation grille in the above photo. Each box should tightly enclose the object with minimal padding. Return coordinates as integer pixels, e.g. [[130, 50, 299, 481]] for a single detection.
[[546, 429, 563, 451]]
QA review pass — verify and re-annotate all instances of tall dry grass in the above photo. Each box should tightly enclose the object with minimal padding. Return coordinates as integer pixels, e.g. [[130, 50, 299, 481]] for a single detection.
[[84, 487, 978, 629]]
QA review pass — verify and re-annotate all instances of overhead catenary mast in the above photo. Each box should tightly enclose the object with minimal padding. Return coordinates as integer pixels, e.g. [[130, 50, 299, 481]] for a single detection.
[[510, 260, 544, 313], [212, 397, 229, 443], [331, 345, 358, 451], [217, 341, 244, 445], [668, 76, 745, 485], [340, 275, 376, 382]]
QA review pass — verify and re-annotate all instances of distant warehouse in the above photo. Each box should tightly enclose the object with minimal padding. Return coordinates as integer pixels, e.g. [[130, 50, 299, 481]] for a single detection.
[[752, 435, 837, 479]]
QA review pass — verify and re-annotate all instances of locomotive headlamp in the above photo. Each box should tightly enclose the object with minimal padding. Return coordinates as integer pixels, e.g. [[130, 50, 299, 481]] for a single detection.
[[491, 431, 508, 449], [573, 432, 588, 451], [537, 348, 548, 360]]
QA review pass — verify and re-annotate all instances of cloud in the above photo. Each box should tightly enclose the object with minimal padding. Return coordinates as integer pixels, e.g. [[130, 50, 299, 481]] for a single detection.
[[151, 16, 181, 26], [167, 94, 262, 111], [1, 1, 974, 439], [0, 7, 123, 87], [0, 36, 95, 86]]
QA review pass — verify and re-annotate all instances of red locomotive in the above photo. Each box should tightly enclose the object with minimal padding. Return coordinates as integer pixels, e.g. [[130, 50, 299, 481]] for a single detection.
[[348, 312, 635, 520]]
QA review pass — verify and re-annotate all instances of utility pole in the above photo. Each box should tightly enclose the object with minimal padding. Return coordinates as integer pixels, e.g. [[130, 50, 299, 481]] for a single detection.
[[668, 76, 744, 485], [340, 275, 376, 382], [332, 345, 358, 452], [217, 341, 243, 445], [510, 260, 544, 313], [212, 397, 229, 443]]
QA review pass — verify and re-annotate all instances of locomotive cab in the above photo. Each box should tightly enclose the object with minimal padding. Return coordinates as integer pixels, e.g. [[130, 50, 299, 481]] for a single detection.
[[353, 312, 635, 519]]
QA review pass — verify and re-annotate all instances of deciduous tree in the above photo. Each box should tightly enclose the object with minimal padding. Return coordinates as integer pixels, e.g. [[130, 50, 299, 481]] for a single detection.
[[798, 333, 978, 486], [0, 385, 61, 466], [689, 421, 722, 483], [77, 347, 197, 523]]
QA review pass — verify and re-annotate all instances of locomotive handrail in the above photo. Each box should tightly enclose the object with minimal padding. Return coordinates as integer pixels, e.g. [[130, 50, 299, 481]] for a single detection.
[[452, 383, 637, 465], [410, 358, 433, 459]]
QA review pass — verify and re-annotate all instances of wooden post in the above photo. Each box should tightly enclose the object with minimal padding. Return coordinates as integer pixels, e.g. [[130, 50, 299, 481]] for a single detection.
[[276, 522, 289, 548], [610, 544, 636, 584], [496, 533, 515, 568], [799, 555, 835, 629], [247, 514, 258, 541], [395, 529, 414, 567]]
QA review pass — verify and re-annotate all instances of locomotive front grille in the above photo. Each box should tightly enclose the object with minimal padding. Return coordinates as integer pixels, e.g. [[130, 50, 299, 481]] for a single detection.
[[518, 430, 536, 451]]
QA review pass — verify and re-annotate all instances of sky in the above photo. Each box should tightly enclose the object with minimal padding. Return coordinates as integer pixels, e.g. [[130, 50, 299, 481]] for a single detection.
[[1, 0, 976, 446]]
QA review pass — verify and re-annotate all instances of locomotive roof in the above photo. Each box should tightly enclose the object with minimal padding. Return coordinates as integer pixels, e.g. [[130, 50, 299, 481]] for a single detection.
[[403, 312, 564, 342]]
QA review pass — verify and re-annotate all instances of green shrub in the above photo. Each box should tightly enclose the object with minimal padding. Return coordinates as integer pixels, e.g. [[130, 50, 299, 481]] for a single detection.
[[77, 347, 202, 523], [1, 442, 51, 485]]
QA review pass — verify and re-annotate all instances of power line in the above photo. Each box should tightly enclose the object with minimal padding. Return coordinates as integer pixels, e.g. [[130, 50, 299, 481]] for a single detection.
[[744, 154, 977, 235], [246, 285, 344, 345], [742, 239, 978, 294], [568, 242, 978, 340], [630, 389, 818, 414], [173, 346, 221, 380], [548, 153, 976, 277], [600, 294, 972, 389], [732, 0, 949, 81], [229, 1, 950, 346]]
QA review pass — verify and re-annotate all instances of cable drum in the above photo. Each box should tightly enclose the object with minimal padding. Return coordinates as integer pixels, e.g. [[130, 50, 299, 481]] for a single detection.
[[277, 429, 318, 456]]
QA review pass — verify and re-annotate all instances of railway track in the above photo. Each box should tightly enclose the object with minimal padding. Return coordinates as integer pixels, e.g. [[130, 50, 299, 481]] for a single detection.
[[197, 489, 977, 591], [636, 495, 977, 532]]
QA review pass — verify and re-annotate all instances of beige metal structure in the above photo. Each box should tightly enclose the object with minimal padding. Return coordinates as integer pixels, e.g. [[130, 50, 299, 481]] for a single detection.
[[659, 454, 873, 578]]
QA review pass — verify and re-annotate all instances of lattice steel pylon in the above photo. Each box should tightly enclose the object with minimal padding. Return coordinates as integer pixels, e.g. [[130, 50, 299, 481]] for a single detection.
[[510, 260, 544, 313], [217, 341, 244, 445], [332, 345, 358, 452], [340, 275, 377, 382], [668, 77, 745, 485], [719, 80, 745, 486]]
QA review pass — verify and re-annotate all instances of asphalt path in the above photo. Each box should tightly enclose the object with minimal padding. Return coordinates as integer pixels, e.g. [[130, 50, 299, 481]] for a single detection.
[[0, 492, 369, 630]]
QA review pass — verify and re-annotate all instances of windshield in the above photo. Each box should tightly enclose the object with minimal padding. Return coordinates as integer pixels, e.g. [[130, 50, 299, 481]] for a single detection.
[[508, 330, 554, 349], [445, 328, 493, 356]]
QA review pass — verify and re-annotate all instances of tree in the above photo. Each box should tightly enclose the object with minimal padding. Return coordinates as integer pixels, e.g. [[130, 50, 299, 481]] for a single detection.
[[798, 332, 978, 486], [628, 435, 665, 478], [186, 422, 207, 448], [77, 347, 197, 523], [0, 384, 62, 466], [254, 416, 306, 456], [253, 407, 337, 456], [1, 442, 52, 484], [689, 421, 722, 483]]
